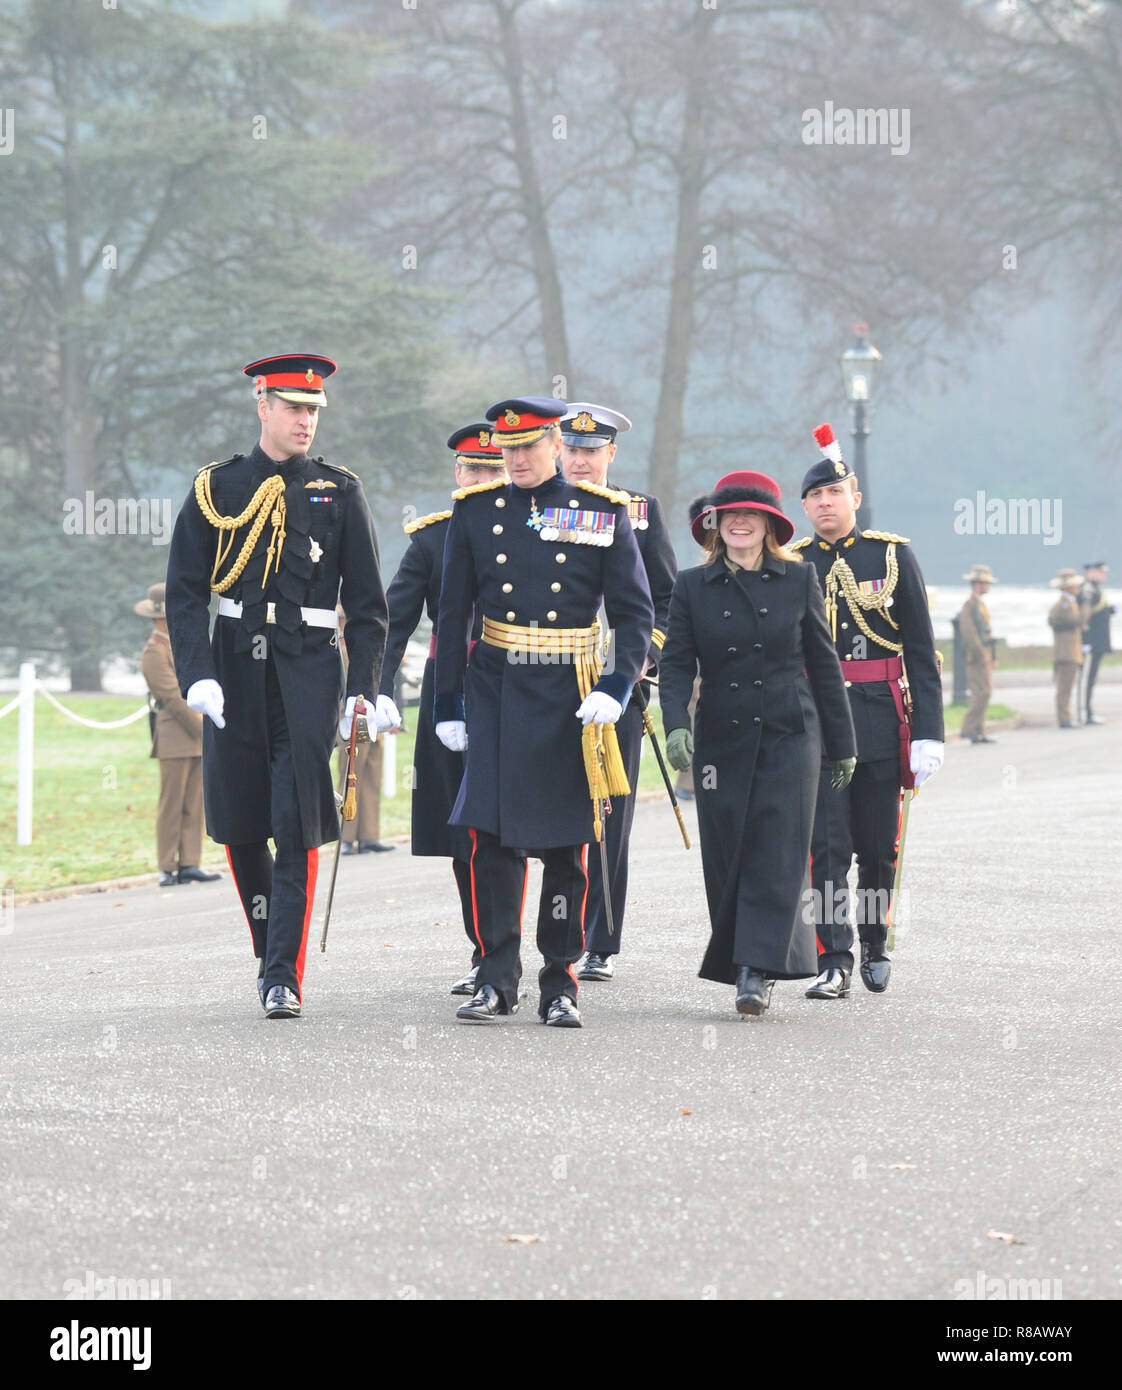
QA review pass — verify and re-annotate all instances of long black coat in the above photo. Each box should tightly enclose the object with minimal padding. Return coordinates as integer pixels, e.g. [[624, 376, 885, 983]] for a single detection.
[[435, 471, 654, 851], [659, 555, 855, 983], [166, 445, 387, 850], [379, 509, 473, 859]]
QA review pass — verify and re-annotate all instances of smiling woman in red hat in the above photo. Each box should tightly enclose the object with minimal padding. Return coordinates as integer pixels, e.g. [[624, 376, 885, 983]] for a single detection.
[[659, 471, 857, 1017]]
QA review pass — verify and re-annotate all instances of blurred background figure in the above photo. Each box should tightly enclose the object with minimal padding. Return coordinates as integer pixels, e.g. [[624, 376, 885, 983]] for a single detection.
[[1048, 568, 1089, 729], [958, 564, 998, 743], [135, 583, 219, 887], [1079, 562, 1114, 725], [337, 606, 393, 855]]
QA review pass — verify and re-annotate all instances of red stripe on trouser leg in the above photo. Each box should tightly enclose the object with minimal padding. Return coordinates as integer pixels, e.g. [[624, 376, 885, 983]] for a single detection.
[[293, 848, 319, 999], [226, 845, 256, 951], [809, 847, 825, 957], [468, 828, 486, 957], [566, 845, 590, 989]]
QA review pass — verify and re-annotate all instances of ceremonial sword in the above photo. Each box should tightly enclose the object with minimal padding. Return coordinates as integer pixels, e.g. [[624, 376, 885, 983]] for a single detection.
[[886, 786, 913, 952], [633, 682, 691, 850], [321, 693, 367, 953]]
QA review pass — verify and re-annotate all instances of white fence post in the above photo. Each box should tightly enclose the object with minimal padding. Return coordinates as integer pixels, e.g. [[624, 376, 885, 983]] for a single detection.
[[17, 661, 34, 846]]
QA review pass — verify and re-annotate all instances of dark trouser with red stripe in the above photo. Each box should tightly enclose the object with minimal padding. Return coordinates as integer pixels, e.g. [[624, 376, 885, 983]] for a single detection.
[[452, 857, 482, 968], [583, 698, 642, 956], [810, 756, 900, 973], [226, 661, 318, 1001], [467, 829, 588, 1017]]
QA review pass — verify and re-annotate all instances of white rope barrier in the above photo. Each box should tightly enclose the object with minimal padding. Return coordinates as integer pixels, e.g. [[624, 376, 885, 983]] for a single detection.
[[0, 687, 33, 720], [34, 685, 150, 729]]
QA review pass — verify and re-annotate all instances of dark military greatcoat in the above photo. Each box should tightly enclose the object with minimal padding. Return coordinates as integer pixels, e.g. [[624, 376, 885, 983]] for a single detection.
[[434, 470, 654, 851], [659, 556, 855, 983], [166, 444, 387, 849], [379, 508, 474, 859]]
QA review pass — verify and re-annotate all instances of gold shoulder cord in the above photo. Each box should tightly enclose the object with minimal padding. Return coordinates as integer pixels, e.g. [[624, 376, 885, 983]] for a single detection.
[[825, 543, 903, 652], [194, 467, 288, 593]]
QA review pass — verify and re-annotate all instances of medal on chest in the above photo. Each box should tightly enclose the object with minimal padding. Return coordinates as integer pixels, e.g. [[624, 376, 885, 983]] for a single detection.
[[527, 496, 616, 546]]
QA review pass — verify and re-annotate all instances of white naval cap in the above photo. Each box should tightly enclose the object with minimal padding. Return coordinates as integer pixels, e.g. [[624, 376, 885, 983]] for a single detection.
[[560, 401, 632, 448]]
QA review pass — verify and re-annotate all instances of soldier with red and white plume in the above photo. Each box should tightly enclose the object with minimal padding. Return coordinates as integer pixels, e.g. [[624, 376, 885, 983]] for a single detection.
[[793, 422, 945, 1001]]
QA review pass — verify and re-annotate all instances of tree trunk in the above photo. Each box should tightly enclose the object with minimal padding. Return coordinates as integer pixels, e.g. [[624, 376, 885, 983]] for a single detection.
[[495, 0, 573, 390], [648, 11, 714, 508]]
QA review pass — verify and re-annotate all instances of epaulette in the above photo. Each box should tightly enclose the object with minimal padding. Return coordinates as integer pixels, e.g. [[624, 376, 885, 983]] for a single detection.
[[572, 480, 631, 505], [404, 509, 453, 535], [316, 459, 359, 481], [789, 536, 812, 551], [195, 454, 243, 476], [862, 529, 910, 544], [452, 477, 507, 501]]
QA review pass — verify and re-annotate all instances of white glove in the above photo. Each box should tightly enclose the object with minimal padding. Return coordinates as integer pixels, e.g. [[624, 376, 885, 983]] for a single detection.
[[338, 695, 365, 742], [435, 720, 468, 752], [576, 691, 623, 725], [910, 738, 944, 789], [375, 694, 403, 733], [186, 678, 225, 729]]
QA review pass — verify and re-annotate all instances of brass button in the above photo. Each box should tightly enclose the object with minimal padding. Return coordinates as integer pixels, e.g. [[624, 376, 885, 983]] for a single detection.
[[550, 582, 561, 593], [496, 553, 507, 564], [547, 610, 557, 622], [845, 680, 852, 688], [556, 553, 566, 563], [493, 524, 503, 535], [495, 497, 506, 508], [841, 621, 848, 629], [506, 610, 516, 621], [502, 582, 513, 594], [569, 498, 580, 508]]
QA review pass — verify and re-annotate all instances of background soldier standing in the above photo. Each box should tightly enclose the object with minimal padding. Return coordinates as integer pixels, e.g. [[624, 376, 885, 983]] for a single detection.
[[958, 563, 998, 744], [136, 582, 219, 888], [165, 355, 388, 1019], [796, 424, 944, 1001], [1079, 561, 1113, 724], [434, 396, 654, 1029], [376, 423, 508, 995], [559, 402, 676, 983], [1048, 568, 1088, 729]]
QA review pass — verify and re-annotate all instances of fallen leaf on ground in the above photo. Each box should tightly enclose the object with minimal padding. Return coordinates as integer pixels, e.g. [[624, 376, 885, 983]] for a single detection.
[[681, 1109, 692, 1116], [500, 1234, 540, 1244], [985, 1230, 1023, 1244]]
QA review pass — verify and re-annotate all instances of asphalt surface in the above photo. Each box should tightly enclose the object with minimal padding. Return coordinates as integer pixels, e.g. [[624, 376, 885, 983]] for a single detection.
[[2, 680, 1119, 1302]]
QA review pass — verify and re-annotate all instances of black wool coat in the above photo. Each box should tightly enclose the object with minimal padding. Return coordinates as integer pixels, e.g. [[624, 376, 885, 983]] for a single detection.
[[659, 555, 856, 983], [166, 445, 387, 850]]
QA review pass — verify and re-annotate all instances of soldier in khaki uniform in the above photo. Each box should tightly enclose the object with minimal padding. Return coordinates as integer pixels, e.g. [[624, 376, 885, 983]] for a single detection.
[[1048, 568, 1089, 728], [959, 564, 997, 743], [135, 583, 220, 887]]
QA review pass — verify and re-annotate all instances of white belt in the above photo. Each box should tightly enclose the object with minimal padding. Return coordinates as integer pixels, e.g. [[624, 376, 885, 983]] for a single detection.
[[218, 597, 339, 630]]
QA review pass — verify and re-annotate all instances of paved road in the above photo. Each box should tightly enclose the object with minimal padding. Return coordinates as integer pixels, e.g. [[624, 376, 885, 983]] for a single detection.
[[2, 681, 1119, 1301]]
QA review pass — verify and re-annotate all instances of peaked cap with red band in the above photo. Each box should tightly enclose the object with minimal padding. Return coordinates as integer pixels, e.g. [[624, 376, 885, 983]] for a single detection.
[[689, 470, 794, 546], [800, 422, 855, 497], [484, 395, 566, 447], [446, 422, 507, 468], [244, 354, 337, 407]]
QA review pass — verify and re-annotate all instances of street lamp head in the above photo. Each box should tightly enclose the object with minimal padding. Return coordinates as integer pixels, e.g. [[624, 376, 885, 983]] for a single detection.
[[841, 322, 882, 405]]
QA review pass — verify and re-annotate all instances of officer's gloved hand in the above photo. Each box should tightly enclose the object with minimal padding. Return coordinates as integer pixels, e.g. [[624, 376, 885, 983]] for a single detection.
[[338, 695, 369, 742], [435, 720, 468, 752], [186, 679, 225, 729], [576, 691, 623, 725], [665, 728, 693, 772], [831, 756, 857, 790], [374, 694, 403, 733], [910, 739, 944, 789]]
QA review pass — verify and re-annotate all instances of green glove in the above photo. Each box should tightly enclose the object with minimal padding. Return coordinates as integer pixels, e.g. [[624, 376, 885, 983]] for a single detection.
[[831, 756, 857, 790], [665, 727, 694, 772]]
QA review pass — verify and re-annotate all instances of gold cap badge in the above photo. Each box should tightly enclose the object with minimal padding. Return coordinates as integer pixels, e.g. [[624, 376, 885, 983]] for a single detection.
[[504, 409, 520, 426], [305, 368, 315, 383], [834, 461, 846, 476], [572, 411, 596, 432], [479, 430, 491, 447]]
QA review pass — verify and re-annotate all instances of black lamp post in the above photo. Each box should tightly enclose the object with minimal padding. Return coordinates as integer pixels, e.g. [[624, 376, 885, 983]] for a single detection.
[[840, 322, 882, 529]]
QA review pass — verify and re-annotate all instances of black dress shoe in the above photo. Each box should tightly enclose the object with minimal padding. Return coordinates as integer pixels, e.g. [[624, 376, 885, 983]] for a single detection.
[[264, 985, 301, 1019], [157, 871, 178, 887], [859, 943, 891, 993], [177, 865, 221, 883], [735, 967, 774, 1016], [456, 984, 510, 1022], [576, 952, 614, 981], [805, 967, 851, 1000], [543, 996, 582, 1028], [969, 735, 997, 744], [256, 958, 266, 1008], [358, 840, 395, 853], [450, 966, 479, 996], [340, 840, 358, 856]]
